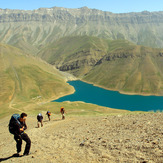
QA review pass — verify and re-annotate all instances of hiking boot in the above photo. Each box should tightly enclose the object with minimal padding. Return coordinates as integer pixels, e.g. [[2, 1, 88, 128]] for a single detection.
[[23, 152, 31, 156], [13, 153, 20, 157]]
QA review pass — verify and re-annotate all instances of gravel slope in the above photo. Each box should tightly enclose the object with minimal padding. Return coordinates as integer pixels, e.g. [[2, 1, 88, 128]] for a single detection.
[[0, 113, 162, 163]]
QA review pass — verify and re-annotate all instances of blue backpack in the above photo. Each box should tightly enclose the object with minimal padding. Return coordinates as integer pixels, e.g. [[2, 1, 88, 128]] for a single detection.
[[9, 114, 21, 134]]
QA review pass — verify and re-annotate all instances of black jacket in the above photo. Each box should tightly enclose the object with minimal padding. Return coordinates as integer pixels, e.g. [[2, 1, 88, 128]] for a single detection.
[[37, 115, 43, 122], [13, 119, 27, 135]]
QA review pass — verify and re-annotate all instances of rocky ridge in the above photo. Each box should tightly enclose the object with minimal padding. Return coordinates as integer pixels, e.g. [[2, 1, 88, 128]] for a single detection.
[[0, 7, 163, 49]]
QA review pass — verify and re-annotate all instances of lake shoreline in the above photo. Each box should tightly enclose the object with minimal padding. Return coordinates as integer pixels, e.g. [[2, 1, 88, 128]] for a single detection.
[[53, 80, 163, 112], [81, 79, 162, 97]]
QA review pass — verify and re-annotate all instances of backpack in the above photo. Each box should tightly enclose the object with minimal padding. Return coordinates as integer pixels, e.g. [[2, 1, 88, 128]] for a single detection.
[[47, 111, 51, 116], [37, 114, 43, 121], [9, 114, 21, 134], [60, 108, 64, 113]]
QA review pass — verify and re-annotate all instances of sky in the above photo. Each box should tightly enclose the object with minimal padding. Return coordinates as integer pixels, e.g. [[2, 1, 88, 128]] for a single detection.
[[0, 0, 163, 13]]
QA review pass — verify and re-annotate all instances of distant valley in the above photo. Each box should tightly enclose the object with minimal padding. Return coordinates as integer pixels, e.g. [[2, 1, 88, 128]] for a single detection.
[[1, 7, 163, 114], [0, 7, 163, 163]]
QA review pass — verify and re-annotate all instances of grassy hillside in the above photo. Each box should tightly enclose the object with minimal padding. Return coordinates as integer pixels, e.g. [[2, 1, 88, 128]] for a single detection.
[[38, 36, 136, 77], [38, 36, 163, 95], [83, 46, 163, 95], [0, 43, 74, 117], [38, 36, 109, 76]]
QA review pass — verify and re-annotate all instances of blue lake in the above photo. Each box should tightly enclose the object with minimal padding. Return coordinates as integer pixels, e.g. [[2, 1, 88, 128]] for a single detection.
[[53, 80, 163, 112]]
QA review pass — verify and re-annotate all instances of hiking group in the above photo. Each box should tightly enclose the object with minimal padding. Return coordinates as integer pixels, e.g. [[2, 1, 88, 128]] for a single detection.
[[8, 107, 66, 157]]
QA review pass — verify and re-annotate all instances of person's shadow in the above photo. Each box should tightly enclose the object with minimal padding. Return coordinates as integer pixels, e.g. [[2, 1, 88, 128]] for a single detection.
[[0, 153, 22, 162]]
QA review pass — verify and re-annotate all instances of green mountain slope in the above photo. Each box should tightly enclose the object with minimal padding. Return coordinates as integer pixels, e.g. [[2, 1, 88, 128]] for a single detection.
[[38, 36, 163, 95], [38, 36, 112, 76], [84, 46, 163, 95], [0, 43, 74, 116]]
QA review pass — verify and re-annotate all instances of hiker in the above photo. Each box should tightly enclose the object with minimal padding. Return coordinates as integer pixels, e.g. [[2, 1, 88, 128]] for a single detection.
[[9, 113, 31, 156], [37, 113, 43, 127], [46, 111, 51, 121], [60, 107, 66, 120]]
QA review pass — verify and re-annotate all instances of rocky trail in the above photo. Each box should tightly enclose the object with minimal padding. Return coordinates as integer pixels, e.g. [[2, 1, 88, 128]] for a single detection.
[[0, 113, 163, 162]]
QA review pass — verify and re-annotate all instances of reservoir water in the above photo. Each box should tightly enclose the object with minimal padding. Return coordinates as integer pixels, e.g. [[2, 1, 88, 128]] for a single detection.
[[53, 80, 163, 112]]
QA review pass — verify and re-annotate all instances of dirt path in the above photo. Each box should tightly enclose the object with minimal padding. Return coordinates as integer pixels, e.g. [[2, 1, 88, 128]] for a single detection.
[[0, 113, 163, 162]]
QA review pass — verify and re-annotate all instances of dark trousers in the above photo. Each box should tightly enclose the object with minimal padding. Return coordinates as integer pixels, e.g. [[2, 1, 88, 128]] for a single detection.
[[14, 133, 31, 155], [48, 115, 50, 121]]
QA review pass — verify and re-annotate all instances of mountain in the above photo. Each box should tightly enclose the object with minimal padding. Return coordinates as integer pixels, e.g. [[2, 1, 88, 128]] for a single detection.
[[0, 7, 163, 51], [38, 36, 109, 76], [0, 43, 74, 116], [38, 36, 163, 95], [83, 46, 163, 95], [1, 7, 163, 99]]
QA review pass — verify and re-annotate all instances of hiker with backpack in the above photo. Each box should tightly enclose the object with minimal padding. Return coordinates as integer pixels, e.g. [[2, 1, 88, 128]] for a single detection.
[[37, 113, 43, 127], [9, 113, 31, 156], [46, 111, 51, 121]]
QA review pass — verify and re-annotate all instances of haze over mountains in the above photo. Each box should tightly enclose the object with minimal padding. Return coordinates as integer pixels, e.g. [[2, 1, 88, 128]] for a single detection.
[[1, 7, 163, 50]]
